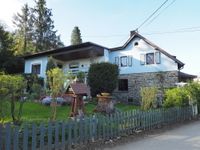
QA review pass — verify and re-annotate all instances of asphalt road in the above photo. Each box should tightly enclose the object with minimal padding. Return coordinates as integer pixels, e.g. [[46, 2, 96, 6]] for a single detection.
[[104, 121, 200, 150]]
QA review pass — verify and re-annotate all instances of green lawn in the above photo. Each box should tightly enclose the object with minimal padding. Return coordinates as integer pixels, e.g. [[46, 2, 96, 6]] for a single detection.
[[115, 103, 140, 112], [2, 101, 139, 123]]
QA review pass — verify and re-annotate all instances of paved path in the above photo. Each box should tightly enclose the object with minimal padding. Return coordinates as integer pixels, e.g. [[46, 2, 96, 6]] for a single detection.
[[104, 121, 200, 150]]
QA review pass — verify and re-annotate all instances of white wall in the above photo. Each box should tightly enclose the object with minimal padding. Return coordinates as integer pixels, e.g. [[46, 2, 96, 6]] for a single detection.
[[63, 55, 107, 74], [109, 37, 178, 75], [24, 49, 110, 78], [24, 56, 48, 78]]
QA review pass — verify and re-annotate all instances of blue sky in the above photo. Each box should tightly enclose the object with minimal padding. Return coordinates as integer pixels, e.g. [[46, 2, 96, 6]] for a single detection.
[[0, 0, 200, 75]]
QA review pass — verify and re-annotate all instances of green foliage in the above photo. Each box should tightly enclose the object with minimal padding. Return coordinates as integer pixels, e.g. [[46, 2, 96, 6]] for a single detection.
[[71, 26, 82, 45], [13, 0, 64, 54], [76, 71, 85, 83], [0, 73, 26, 124], [33, 0, 64, 51], [87, 62, 119, 97], [163, 87, 190, 108], [47, 67, 65, 120], [0, 24, 22, 74], [13, 3, 35, 55], [46, 56, 57, 72], [185, 82, 200, 112], [47, 68, 65, 97], [140, 87, 158, 110], [46, 57, 57, 88], [23, 73, 44, 93], [29, 83, 43, 100]]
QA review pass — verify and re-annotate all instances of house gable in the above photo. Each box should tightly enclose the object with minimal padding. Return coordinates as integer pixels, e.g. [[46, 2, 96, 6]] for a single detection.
[[109, 32, 183, 74], [110, 31, 184, 70]]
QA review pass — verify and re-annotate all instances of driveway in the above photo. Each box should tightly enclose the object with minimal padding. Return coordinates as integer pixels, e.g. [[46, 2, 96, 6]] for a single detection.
[[104, 121, 200, 150]]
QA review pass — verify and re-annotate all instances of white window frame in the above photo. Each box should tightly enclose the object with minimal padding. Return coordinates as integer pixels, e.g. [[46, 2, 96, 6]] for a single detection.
[[120, 56, 128, 67]]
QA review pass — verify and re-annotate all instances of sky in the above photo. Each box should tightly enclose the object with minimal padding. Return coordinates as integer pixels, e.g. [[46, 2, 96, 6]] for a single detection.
[[0, 0, 200, 75]]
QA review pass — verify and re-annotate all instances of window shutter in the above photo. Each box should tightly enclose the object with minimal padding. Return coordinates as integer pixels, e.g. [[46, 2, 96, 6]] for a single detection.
[[128, 56, 132, 66], [140, 54, 145, 65], [155, 52, 161, 64], [114, 57, 119, 66]]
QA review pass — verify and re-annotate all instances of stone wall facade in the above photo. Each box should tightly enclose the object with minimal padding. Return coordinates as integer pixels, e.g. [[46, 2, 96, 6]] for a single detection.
[[112, 71, 179, 104]]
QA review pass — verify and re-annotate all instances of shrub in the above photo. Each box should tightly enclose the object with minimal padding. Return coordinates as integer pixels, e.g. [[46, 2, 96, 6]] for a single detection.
[[185, 82, 200, 112], [87, 62, 119, 97], [163, 87, 190, 108], [140, 87, 158, 110], [29, 83, 43, 100], [0, 73, 26, 124], [23, 73, 44, 92]]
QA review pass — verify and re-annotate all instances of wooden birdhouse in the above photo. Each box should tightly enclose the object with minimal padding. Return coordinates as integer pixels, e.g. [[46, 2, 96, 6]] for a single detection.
[[65, 82, 90, 117]]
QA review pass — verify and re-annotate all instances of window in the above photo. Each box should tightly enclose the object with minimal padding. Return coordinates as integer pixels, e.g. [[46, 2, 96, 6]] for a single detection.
[[114, 57, 119, 66], [118, 79, 128, 91], [69, 63, 79, 69], [57, 64, 63, 69], [120, 56, 127, 67], [146, 53, 154, 65], [31, 64, 41, 74]]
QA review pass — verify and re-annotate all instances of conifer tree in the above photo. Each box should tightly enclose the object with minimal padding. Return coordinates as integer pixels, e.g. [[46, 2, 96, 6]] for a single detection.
[[71, 26, 82, 45], [33, 0, 64, 51], [13, 3, 35, 55], [0, 24, 20, 73]]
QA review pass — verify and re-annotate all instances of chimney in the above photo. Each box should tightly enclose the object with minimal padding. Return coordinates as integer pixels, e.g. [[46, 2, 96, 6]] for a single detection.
[[130, 30, 138, 37]]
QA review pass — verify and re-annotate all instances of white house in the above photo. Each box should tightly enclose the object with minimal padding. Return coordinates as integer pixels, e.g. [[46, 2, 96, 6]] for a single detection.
[[24, 31, 194, 102]]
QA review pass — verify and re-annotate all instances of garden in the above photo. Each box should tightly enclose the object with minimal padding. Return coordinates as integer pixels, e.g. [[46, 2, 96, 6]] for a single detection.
[[0, 62, 140, 125], [0, 62, 200, 149], [0, 61, 200, 125]]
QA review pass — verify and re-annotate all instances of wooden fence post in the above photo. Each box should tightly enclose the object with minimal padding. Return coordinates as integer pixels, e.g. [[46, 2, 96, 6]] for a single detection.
[[13, 126, 19, 150], [48, 122, 53, 150], [31, 123, 37, 150], [5, 123, 11, 150], [39, 123, 45, 150]]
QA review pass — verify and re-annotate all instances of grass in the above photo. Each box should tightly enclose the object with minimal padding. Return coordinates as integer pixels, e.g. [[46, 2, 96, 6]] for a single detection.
[[115, 103, 140, 111], [1, 101, 139, 123]]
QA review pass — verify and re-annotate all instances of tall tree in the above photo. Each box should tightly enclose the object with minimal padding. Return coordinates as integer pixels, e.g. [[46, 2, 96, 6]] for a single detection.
[[0, 24, 22, 73], [33, 0, 63, 51], [71, 26, 82, 45], [13, 4, 35, 55]]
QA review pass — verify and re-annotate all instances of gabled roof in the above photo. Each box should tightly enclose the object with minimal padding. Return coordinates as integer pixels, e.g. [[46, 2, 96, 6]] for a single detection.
[[110, 31, 185, 69], [23, 42, 108, 59], [66, 82, 90, 95]]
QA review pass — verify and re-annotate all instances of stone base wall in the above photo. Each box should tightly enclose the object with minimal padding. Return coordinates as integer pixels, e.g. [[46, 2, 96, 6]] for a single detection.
[[112, 71, 178, 104]]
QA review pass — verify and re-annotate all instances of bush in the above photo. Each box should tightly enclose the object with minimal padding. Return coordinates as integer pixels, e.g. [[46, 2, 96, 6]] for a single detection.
[[185, 82, 200, 112], [23, 73, 44, 92], [140, 87, 158, 110], [0, 73, 26, 124], [29, 83, 43, 100], [163, 87, 190, 108], [87, 62, 119, 97]]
